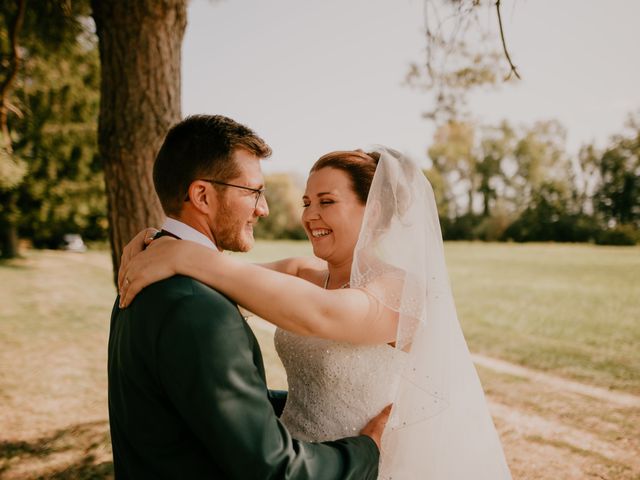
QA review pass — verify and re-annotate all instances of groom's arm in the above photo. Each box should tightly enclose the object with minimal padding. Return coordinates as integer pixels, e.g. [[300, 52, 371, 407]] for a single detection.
[[157, 292, 379, 480]]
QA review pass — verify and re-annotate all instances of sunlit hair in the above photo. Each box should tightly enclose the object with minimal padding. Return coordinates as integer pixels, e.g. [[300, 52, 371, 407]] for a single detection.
[[310, 150, 380, 205], [153, 114, 272, 216]]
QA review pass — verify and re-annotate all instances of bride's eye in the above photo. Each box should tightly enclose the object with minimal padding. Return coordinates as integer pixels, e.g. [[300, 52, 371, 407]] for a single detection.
[[302, 202, 310, 208], [320, 200, 334, 205]]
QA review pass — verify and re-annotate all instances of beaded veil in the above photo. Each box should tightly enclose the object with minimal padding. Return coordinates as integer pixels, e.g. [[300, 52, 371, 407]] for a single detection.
[[350, 146, 512, 479]]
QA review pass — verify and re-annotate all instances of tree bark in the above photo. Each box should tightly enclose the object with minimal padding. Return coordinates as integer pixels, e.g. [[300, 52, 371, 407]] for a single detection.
[[91, 0, 187, 284], [0, 192, 19, 259]]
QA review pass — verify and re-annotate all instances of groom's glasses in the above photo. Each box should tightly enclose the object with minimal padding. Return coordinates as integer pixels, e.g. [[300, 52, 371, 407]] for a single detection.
[[185, 179, 266, 209]]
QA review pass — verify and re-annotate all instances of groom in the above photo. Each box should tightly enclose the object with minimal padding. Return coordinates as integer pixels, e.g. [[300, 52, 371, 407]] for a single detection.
[[108, 115, 386, 479]]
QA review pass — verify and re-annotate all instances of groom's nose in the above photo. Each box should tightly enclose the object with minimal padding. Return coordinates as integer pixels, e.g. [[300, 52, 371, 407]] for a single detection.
[[255, 194, 269, 217]]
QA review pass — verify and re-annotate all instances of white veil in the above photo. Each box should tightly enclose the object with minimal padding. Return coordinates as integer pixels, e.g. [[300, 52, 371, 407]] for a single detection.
[[350, 147, 511, 479]]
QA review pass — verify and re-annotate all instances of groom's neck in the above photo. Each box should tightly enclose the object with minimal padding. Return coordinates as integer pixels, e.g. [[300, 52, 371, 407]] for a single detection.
[[171, 212, 221, 251]]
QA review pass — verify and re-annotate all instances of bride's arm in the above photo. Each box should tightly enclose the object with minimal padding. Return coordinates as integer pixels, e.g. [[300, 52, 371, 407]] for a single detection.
[[118, 228, 322, 291], [120, 241, 397, 345]]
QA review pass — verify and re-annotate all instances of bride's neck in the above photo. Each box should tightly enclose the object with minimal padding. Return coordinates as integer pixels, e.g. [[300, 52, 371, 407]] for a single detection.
[[326, 258, 352, 289]]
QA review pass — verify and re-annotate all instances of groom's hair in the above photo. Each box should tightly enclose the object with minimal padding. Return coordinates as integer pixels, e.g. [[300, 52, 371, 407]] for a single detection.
[[153, 114, 272, 216]]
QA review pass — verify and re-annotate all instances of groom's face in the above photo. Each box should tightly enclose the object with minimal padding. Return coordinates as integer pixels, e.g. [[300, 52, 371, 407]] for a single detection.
[[211, 149, 268, 252]]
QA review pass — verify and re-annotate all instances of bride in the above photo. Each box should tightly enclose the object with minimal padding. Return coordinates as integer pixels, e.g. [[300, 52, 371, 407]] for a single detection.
[[119, 147, 512, 479]]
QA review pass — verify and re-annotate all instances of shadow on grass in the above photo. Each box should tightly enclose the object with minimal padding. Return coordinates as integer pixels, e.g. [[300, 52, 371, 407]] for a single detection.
[[37, 455, 114, 480], [0, 258, 30, 270], [0, 420, 113, 479]]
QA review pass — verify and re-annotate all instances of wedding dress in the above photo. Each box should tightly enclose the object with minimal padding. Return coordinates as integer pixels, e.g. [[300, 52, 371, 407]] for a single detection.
[[274, 328, 405, 442], [274, 147, 511, 479]]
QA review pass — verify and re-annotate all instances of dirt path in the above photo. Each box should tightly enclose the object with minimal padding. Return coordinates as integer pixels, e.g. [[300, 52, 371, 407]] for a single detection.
[[473, 356, 640, 479], [473, 353, 640, 408]]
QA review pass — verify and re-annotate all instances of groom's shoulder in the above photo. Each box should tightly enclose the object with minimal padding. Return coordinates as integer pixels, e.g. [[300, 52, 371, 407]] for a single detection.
[[138, 275, 241, 326]]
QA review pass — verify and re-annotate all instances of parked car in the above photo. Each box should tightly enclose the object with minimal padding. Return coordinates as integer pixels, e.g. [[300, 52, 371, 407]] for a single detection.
[[61, 234, 87, 252]]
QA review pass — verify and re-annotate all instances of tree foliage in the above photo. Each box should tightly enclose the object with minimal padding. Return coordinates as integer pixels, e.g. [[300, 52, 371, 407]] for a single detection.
[[429, 115, 640, 245], [14, 25, 104, 247], [0, 0, 104, 255], [254, 174, 306, 240], [594, 112, 640, 228]]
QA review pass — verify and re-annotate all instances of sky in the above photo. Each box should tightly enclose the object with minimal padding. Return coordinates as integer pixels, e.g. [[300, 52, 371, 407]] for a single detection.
[[182, 0, 640, 177]]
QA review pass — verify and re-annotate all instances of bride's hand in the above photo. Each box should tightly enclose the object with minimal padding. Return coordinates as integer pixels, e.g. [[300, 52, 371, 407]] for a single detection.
[[119, 236, 183, 308], [117, 227, 159, 291]]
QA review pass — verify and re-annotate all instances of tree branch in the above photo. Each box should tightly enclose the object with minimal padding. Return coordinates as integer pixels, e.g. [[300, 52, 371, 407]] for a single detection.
[[495, 0, 520, 80]]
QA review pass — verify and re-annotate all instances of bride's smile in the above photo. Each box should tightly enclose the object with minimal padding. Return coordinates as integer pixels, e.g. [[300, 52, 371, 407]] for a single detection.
[[302, 167, 365, 266]]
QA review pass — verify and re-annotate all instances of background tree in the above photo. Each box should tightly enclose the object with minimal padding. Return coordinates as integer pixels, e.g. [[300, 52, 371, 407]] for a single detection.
[[574, 143, 600, 216], [509, 120, 571, 211], [428, 120, 476, 216], [1, 0, 101, 257], [13, 24, 104, 248], [253, 174, 306, 240], [91, 0, 187, 282], [476, 121, 515, 217], [594, 112, 640, 229]]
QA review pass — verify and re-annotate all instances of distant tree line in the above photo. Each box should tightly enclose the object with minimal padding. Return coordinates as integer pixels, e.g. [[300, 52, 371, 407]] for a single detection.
[[426, 116, 640, 245]]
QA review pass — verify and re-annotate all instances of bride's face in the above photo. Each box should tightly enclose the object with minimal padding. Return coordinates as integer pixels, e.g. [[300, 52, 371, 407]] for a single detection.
[[301, 167, 365, 265]]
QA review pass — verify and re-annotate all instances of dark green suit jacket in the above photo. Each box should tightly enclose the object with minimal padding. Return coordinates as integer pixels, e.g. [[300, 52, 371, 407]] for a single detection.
[[108, 275, 379, 479]]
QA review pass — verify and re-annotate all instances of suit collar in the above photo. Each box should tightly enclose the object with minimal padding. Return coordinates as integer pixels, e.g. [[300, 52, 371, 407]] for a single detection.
[[161, 217, 218, 251]]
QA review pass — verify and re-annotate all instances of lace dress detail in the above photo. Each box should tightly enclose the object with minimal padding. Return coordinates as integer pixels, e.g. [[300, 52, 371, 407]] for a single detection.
[[274, 328, 406, 442]]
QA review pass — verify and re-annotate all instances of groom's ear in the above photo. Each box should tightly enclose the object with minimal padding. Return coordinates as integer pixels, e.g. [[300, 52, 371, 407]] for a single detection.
[[185, 180, 219, 216]]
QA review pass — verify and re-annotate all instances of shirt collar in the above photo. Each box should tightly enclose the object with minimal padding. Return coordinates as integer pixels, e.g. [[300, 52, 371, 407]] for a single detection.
[[161, 217, 218, 251]]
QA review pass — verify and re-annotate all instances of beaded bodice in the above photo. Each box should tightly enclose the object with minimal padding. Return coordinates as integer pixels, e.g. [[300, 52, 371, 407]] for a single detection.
[[274, 327, 405, 442]]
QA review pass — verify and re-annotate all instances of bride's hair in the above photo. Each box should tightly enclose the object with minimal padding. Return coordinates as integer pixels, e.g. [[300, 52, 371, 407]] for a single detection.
[[310, 150, 380, 205]]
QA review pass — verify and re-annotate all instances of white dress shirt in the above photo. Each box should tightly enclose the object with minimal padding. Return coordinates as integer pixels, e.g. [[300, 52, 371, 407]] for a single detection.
[[161, 217, 218, 251]]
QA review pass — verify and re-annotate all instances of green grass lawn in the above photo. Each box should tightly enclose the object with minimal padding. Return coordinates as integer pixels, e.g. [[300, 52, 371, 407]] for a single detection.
[[1, 241, 638, 478], [444, 242, 640, 393]]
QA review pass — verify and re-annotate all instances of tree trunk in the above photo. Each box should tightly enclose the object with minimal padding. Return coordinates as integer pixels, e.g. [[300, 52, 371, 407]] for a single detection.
[[91, 0, 187, 284], [482, 193, 490, 217], [0, 192, 19, 259]]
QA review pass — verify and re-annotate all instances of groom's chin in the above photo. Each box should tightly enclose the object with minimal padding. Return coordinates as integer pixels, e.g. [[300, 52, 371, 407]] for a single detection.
[[235, 232, 255, 253]]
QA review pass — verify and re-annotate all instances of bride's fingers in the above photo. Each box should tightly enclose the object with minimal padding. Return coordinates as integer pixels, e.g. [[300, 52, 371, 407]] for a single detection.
[[121, 267, 157, 308], [119, 278, 140, 309], [119, 267, 140, 308], [117, 253, 129, 292], [118, 237, 179, 308], [144, 228, 159, 245], [118, 228, 158, 291]]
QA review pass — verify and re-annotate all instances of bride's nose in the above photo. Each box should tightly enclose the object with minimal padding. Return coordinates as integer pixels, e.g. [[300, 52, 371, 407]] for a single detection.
[[301, 203, 320, 222]]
